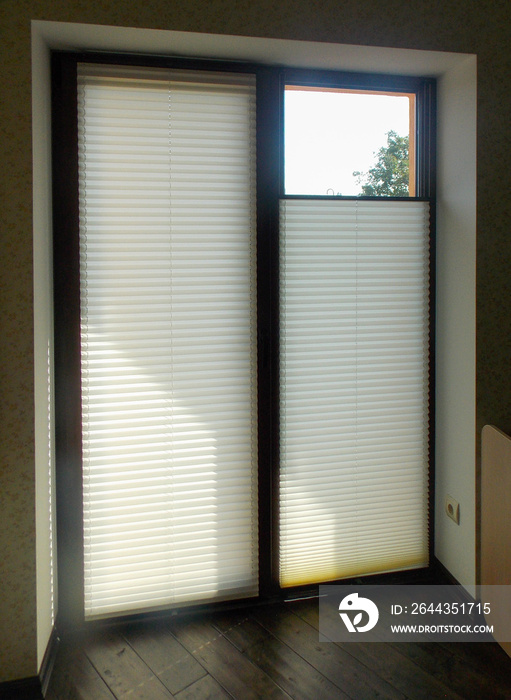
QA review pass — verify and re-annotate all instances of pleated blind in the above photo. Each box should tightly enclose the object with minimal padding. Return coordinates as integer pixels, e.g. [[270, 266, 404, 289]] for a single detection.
[[279, 198, 430, 587], [77, 64, 258, 618]]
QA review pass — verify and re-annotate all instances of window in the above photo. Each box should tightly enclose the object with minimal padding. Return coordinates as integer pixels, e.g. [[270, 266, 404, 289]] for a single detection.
[[77, 64, 258, 618], [52, 53, 435, 625]]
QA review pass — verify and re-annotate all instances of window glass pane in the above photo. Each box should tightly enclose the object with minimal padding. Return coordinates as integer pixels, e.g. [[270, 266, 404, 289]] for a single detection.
[[284, 87, 415, 197]]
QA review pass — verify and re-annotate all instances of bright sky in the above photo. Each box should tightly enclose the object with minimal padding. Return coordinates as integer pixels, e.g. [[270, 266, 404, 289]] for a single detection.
[[284, 89, 411, 196]]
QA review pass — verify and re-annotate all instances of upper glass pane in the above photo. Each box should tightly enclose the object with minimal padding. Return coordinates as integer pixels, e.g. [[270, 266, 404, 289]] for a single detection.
[[284, 86, 415, 197]]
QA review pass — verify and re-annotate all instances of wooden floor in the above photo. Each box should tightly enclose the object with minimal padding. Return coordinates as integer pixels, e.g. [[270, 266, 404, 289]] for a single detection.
[[45, 596, 511, 700]]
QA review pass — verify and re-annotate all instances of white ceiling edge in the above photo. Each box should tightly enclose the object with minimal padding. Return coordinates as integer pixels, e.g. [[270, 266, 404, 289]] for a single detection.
[[32, 20, 473, 77]]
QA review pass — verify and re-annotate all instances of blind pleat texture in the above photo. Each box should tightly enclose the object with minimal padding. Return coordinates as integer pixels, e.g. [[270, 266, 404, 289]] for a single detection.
[[78, 65, 258, 618], [279, 199, 430, 587]]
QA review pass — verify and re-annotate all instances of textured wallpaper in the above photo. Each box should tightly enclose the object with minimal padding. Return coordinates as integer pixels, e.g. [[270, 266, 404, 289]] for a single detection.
[[0, 0, 510, 683]]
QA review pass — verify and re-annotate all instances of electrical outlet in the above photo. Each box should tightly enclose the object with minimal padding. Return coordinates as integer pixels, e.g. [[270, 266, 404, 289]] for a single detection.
[[445, 495, 460, 524]]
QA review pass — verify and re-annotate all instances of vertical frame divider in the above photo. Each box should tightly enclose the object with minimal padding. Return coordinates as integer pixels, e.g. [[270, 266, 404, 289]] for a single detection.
[[256, 67, 282, 596], [52, 52, 86, 631]]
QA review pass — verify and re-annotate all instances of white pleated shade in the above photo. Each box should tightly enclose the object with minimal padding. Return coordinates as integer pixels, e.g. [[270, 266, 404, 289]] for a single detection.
[[77, 64, 258, 618], [279, 198, 430, 586]]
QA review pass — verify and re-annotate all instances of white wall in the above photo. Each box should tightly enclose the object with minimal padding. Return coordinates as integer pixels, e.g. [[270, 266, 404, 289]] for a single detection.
[[32, 28, 55, 670], [435, 55, 477, 588], [32, 22, 477, 665]]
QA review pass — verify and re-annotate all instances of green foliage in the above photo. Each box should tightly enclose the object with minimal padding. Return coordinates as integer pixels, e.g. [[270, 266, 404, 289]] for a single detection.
[[354, 131, 409, 196]]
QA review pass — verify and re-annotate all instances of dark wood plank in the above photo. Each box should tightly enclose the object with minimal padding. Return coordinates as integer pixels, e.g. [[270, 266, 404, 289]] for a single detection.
[[212, 610, 269, 652], [438, 641, 511, 696], [440, 639, 511, 677], [339, 641, 465, 700], [45, 642, 116, 700], [252, 604, 406, 700], [123, 620, 207, 695], [246, 633, 351, 699], [169, 616, 292, 699], [292, 597, 465, 700], [213, 609, 350, 699], [85, 630, 174, 699], [174, 674, 232, 700], [386, 640, 511, 700]]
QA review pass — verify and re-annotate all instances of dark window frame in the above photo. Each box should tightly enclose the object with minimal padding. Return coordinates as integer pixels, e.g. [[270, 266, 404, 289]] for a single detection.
[[52, 50, 436, 630]]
